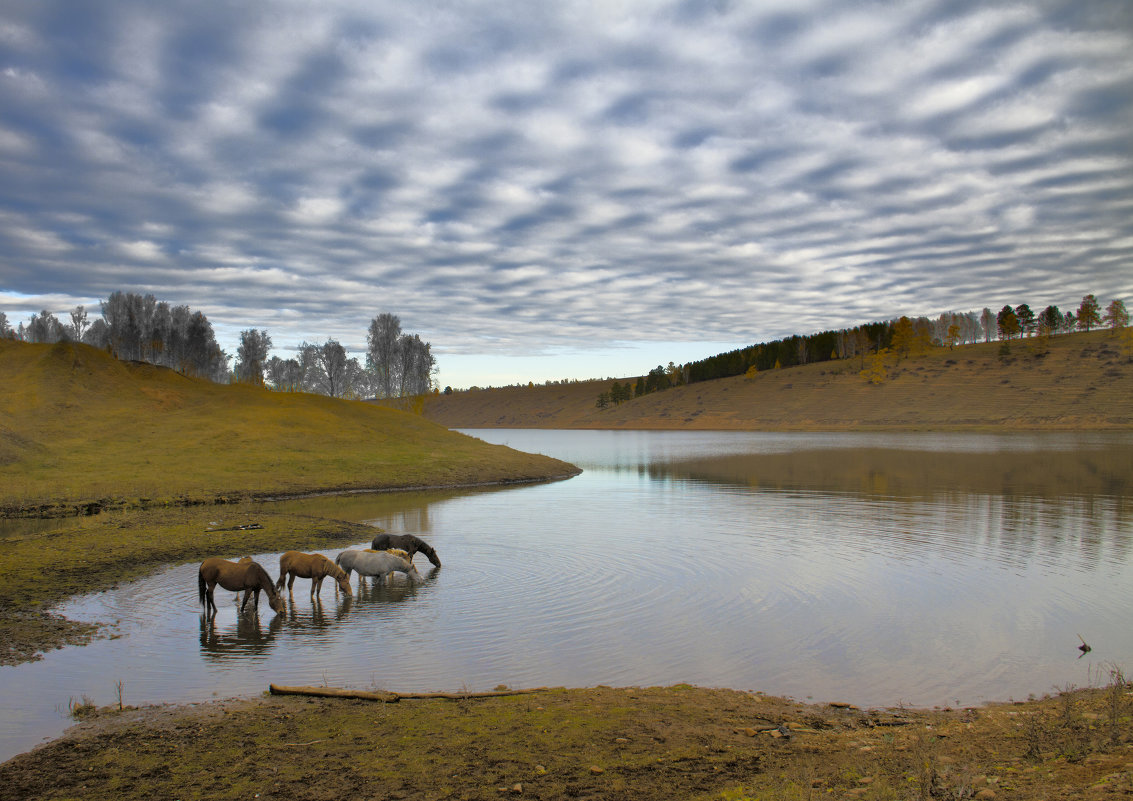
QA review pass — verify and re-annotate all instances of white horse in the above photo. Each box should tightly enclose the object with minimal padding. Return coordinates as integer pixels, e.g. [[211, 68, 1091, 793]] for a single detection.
[[335, 549, 424, 587]]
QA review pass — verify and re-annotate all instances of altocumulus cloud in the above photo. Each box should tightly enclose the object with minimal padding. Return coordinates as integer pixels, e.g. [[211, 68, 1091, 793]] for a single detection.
[[0, 0, 1131, 385]]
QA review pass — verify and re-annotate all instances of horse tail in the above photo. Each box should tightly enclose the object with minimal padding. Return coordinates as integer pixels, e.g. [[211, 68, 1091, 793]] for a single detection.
[[197, 568, 206, 607], [370, 533, 389, 550]]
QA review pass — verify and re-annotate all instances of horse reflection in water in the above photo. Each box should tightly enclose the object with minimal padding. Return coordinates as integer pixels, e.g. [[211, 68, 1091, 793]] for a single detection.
[[199, 609, 284, 659], [198, 557, 286, 618], [282, 593, 356, 629]]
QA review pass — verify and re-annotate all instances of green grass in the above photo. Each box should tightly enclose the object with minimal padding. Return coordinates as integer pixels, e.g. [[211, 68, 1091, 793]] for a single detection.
[[0, 339, 577, 514]]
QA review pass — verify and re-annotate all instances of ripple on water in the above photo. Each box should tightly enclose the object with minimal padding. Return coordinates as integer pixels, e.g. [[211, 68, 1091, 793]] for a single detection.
[[4, 430, 1132, 764]]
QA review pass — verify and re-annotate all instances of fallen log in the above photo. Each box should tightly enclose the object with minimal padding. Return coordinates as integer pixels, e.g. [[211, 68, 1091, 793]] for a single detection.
[[395, 687, 552, 700], [268, 683, 554, 703], [269, 684, 399, 702]]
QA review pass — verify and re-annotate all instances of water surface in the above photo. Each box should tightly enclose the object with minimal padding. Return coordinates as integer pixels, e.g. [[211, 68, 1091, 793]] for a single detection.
[[1, 429, 1130, 761]]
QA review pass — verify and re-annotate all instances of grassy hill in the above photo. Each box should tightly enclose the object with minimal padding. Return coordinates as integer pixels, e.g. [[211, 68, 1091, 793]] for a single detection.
[[423, 329, 1133, 430], [0, 339, 577, 515]]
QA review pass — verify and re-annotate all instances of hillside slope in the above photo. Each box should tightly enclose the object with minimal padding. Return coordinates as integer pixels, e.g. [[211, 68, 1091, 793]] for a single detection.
[[0, 340, 578, 513], [424, 330, 1133, 430]]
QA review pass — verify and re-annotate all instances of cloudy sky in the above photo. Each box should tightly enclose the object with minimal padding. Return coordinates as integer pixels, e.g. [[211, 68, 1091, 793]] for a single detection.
[[2, 0, 1131, 388]]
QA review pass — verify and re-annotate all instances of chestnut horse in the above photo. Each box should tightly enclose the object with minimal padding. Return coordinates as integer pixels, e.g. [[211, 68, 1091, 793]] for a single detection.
[[198, 557, 286, 618], [369, 533, 441, 567], [275, 551, 353, 599]]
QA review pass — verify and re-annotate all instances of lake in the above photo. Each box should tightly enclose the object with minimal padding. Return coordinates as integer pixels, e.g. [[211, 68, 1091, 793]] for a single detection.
[[1, 429, 1131, 761]]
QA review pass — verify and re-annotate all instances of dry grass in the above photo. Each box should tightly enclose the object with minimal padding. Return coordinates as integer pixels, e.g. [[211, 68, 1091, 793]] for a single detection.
[[0, 340, 577, 514], [423, 330, 1133, 431], [3, 681, 1132, 800]]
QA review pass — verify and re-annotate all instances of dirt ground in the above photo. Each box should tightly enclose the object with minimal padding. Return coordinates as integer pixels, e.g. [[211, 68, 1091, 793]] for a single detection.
[[2, 682, 1132, 800]]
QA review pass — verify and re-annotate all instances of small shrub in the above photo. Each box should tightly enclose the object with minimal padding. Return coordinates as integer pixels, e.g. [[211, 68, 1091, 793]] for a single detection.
[[68, 695, 97, 720]]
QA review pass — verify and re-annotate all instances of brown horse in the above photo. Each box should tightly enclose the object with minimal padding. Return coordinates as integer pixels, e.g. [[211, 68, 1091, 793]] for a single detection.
[[275, 551, 353, 599], [198, 557, 286, 617]]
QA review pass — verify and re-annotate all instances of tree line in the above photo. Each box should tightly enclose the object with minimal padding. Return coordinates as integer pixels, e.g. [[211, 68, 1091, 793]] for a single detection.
[[0, 294, 436, 400], [596, 293, 1129, 407]]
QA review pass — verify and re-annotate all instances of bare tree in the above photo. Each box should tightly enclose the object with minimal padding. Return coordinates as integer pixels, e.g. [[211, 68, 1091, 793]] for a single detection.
[[980, 307, 995, 343], [265, 356, 304, 392], [300, 340, 350, 398], [69, 306, 89, 341], [24, 310, 67, 343]]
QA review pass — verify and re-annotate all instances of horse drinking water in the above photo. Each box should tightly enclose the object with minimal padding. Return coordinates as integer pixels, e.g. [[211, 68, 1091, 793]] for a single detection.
[[336, 549, 423, 587], [198, 557, 286, 618], [275, 551, 353, 599], [369, 533, 441, 567]]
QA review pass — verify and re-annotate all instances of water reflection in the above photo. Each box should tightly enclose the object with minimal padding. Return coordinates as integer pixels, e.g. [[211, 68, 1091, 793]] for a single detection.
[[199, 611, 284, 660], [348, 566, 441, 606], [281, 596, 354, 630], [652, 443, 1133, 499], [2, 430, 1132, 765]]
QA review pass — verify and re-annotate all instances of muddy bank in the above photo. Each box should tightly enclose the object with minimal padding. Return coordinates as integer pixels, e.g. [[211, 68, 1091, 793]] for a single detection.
[[3, 683, 1131, 799]]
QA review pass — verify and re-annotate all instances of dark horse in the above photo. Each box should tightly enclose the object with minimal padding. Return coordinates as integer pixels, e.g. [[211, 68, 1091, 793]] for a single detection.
[[198, 557, 286, 618], [370, 533, 441, 567]]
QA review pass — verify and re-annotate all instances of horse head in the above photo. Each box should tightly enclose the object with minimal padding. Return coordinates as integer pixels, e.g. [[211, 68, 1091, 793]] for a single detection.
[[267, 588, 287, 614], [333, 564, 353, 597], [402, 559, 424, 584]]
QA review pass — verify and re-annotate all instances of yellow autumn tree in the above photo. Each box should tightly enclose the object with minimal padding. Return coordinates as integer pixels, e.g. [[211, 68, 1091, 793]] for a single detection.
[[890, 317, 915, 363], [860, 348, 892, 384]]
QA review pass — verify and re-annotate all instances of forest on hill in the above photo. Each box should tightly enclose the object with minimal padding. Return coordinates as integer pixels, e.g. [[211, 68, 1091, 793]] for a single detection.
[[4, 292, 1128, 401], [591, 293, 1129, 407], [423, 328, 1133, 431], [0, 292, 434, 400]]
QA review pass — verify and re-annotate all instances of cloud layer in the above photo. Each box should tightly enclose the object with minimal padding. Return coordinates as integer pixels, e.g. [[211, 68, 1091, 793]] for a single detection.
[[1, 0, 1131, 383]]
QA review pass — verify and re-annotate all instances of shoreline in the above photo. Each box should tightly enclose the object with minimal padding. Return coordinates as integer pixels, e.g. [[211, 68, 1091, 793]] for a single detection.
[[3, 681, 1130, 798], [0, 470, 583, 520]]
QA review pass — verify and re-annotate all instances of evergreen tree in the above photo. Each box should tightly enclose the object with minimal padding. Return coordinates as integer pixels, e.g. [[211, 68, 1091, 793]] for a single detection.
[[1077, 294, 1101, 331], [997, 306, 1021, 340], [1038, 305, 1062, 334], [1103, 299, 1129, 331], [1014, 304, 1036, 336]]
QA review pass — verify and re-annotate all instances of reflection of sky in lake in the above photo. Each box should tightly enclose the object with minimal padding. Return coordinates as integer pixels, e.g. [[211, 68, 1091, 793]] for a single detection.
[[1, 430, 1131, 761]]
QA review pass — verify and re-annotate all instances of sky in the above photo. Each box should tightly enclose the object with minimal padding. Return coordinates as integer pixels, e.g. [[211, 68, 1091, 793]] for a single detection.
[[1, 0, 1131, 389]]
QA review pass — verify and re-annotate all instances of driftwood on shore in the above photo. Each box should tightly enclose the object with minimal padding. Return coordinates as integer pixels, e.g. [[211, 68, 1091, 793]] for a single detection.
[[268, 683, 555, 703]]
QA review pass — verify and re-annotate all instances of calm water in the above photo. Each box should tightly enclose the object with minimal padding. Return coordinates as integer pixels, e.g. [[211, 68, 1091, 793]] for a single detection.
[[1, 429, 1131, 761]]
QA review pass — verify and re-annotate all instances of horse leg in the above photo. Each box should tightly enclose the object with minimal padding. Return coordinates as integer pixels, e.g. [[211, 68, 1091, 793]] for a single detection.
[[287, 572, 296, 598], [205, 584, 217, 618]]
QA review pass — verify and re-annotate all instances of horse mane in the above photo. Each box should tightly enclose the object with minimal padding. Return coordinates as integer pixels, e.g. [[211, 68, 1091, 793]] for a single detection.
[[385, 548, 411, 560], [249, 561, 277, 595]]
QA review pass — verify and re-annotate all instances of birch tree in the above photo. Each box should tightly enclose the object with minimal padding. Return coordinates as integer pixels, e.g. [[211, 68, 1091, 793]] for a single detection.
[[235, 329, 273, 384], [366, 313, 401, 398]]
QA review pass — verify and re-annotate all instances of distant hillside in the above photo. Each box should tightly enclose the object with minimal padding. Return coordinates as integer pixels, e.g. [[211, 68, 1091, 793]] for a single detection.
[[423, 330, 1133, 430], [0, 340, 577, 514]]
